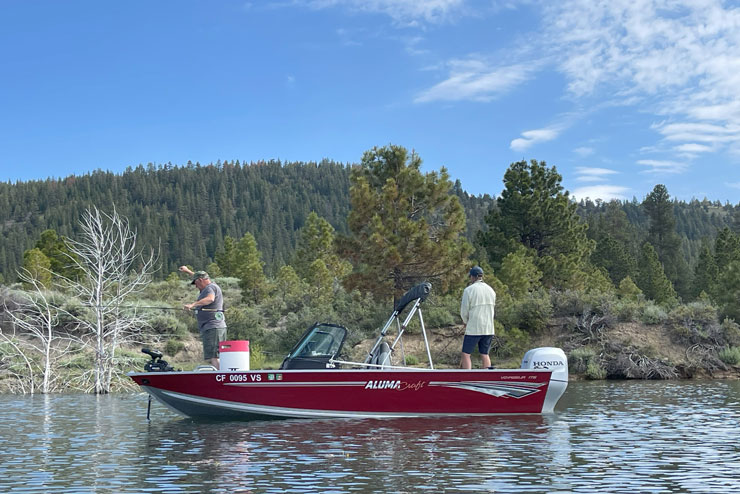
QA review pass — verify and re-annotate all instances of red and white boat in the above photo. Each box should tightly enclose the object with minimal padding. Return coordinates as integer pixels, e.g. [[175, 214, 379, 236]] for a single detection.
[[129, 283, 568, 420]]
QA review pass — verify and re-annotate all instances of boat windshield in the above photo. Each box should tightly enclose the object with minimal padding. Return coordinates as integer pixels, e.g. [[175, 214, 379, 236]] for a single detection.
[[288, 323, 347, 359]]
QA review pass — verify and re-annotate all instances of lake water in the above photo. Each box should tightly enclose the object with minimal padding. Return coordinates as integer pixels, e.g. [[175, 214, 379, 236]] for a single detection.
[[1, 380, 739, 493]]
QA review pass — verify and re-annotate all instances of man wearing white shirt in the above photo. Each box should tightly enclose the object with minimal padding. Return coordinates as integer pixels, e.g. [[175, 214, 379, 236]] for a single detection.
[[460, 266, 496, 369]]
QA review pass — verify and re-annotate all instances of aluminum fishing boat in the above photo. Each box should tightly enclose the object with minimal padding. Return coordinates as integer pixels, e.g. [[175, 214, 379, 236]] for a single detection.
[[129, 282, 568, 420]]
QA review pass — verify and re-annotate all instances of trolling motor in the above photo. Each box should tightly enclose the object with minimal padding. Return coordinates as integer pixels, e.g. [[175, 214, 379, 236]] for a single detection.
[[142, 348, 175, 372]]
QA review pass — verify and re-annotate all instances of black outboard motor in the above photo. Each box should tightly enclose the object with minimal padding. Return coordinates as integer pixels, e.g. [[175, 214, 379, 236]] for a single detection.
[[142, 348, 175, 372]]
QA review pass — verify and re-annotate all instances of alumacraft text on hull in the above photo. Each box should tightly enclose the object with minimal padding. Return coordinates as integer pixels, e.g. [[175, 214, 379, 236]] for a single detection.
[[128, 282, 568, 420]]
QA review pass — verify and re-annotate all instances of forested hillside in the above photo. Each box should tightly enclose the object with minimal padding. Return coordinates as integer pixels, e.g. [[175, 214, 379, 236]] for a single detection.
[[3, 151, 740, 394], [0, 159, 737, 282]]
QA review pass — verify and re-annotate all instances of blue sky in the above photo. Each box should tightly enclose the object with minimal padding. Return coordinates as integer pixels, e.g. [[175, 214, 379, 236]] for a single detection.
[[2, 0, 740, 203]]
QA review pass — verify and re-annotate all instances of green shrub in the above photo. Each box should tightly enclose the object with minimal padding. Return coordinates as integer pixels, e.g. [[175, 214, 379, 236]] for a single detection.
[[585, 360, 607, 380], [614, 299, 640, 322], [640, 303, 668, 325], [422, 295, 458, 329], [404, 354, 419, 366], [165, 338, 185, 356], [148, 313, 189, 338], [493, 325, 530, 359], [569, 347, 597, 374], [249, 342, 268, 370], [721, 318, 740, 346], [512, 289, 552, 334], [226, 306, 266, 342], [550, 289, 586, 317], [718, 346, 740, 365]]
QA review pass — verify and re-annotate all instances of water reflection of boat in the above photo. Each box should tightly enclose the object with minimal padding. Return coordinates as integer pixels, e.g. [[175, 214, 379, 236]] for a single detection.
[[129, 283, 568, 420]]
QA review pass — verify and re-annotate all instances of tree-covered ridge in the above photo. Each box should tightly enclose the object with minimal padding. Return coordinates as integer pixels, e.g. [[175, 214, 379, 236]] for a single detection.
[[0, 160, 353, 277], [1, 157, 739, 285]]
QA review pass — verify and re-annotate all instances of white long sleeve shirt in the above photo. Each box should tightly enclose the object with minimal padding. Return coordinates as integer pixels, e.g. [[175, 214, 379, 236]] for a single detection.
[[460, 280, 496, 336]]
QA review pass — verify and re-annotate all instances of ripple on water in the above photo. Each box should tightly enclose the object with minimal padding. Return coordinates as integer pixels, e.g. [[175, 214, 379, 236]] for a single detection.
[[0, 382, 739, 493]]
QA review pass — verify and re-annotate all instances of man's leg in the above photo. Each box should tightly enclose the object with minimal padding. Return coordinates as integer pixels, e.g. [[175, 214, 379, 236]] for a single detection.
[[479, 335, 493, 369], [461, 352, 472, 369]]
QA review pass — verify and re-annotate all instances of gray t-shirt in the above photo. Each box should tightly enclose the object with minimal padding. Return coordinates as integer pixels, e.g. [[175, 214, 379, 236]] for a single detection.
[[196, 282, 227, 331]]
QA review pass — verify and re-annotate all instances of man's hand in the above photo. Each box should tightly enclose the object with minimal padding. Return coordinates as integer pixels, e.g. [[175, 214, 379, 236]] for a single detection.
[[179, 265, 193, 275]]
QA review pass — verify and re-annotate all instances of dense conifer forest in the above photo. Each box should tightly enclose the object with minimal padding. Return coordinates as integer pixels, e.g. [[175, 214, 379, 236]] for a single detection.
[[0, 159, 736, 282]]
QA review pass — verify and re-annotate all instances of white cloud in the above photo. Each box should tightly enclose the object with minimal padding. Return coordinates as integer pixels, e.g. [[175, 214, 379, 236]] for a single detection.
[[637, 159, 688, 174], [543, 0, 740, 162], [510, 126, 561, 152], [415, 60, 535, 103], [575, 166, 618, 182], [571, 184, 630, 201], [574, 146, 594, 157], [304, 0, 467, 25]]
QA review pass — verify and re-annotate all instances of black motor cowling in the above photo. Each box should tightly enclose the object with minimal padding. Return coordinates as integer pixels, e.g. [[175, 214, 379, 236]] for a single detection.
[[142, 347, 174, 372]]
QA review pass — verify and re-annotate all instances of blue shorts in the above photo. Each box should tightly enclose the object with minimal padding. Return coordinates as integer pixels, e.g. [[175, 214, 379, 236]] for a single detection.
[[462, 334, 493, 355]]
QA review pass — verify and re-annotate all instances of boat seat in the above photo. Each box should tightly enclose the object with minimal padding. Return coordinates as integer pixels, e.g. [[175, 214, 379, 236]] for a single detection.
[[374, 342, 391, 370]]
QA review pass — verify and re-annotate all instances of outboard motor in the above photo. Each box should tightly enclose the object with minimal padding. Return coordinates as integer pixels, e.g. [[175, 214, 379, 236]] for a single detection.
[[142, 348, 175, 372], [521, 347, 568, 413]]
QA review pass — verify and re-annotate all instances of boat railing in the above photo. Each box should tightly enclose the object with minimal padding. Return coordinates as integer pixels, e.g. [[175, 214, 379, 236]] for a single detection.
[[364, 282, 434, 370], [328, 358, 428, 371]]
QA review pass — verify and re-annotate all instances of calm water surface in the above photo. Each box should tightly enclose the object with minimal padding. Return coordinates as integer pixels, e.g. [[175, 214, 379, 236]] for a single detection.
[[1, 380, 739, 493]]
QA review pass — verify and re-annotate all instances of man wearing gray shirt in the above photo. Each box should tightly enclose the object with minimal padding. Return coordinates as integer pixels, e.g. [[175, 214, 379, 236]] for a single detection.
[[180, 266, 227, 368]]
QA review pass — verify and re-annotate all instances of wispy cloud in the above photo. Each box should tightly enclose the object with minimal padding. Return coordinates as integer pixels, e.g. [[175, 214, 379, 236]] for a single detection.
[[571, 184, 630, 201], [574, 146, 594, 157], [415, 59, 535, 103], [637, 159, 688, 174], [510, 125, 562, 152], [575, 166, 618, 182], [543, 0, 740, 162], [302, 0, 468, 26]]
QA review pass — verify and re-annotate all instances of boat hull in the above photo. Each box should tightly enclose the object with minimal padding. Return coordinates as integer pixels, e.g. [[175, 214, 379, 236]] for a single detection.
[[129, 368, 567, 420]]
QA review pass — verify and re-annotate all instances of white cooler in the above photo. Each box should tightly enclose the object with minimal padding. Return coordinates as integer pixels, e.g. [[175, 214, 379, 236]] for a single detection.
[[219, 340, 250, 371]]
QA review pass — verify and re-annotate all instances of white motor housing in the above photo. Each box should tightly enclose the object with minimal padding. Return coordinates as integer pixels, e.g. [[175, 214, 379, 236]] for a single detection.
[[521, 347, 568, 413]]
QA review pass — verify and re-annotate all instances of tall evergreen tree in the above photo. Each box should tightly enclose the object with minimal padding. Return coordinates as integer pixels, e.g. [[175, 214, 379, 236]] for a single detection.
[[478, 159, 593, 289], [643, 184, 690, 299], [340, 145, 472, 299], [234, 233, 268, 304], [294, 212, 351, 283], [692, 243, 719, 299], [636, 242, 677, 305]]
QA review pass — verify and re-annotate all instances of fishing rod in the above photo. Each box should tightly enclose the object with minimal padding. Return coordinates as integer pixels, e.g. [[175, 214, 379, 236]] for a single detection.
[[79, 304, 225, 312]]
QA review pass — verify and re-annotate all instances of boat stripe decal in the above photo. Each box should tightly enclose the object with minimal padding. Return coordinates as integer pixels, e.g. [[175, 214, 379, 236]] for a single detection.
[[429, 381, 547, 399]]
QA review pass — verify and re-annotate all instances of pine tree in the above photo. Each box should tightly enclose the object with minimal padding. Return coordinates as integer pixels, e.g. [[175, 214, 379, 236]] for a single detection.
[[497, 247, 542, 299], [21, 248, 52, 288], [478, 159, 593, 289], [636, 242, 677, 305], [340, 145, 472, 300], [234, 233, 268, 304], [643, 185, 690, 299], [692, 243, 719, 300], [294, 212, 351, 282]]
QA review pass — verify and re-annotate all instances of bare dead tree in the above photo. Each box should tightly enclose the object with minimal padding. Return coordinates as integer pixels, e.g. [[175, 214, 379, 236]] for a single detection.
[[1, 271, 81, 393], [58, 206, 157, 394]]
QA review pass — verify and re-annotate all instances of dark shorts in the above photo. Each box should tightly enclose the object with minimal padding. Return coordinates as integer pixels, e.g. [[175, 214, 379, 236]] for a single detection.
[[201, 327, 227, 360], [462, 334, 493, 355]]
